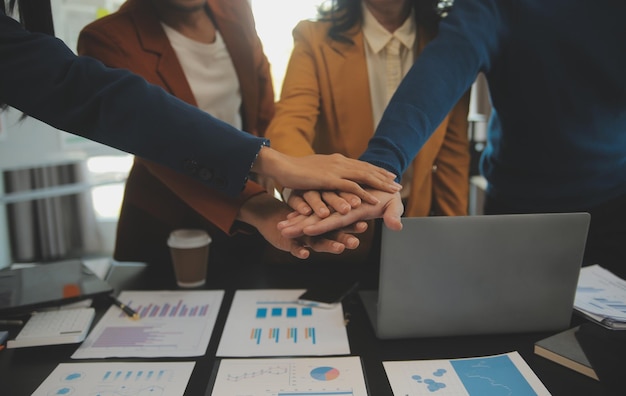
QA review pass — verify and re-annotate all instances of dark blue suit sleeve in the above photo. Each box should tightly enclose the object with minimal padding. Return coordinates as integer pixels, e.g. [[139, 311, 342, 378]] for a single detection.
[[0, 12, 267, 197], [359, 0, 504, 179]]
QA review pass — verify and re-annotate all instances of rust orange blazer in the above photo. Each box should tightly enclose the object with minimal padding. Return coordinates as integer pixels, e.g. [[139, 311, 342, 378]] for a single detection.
[[78, 0, 274, 263], [266, 20, 470, 217]]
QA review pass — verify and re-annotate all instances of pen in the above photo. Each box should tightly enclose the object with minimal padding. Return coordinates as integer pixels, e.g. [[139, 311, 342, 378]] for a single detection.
[[109, 296, 140, 320]]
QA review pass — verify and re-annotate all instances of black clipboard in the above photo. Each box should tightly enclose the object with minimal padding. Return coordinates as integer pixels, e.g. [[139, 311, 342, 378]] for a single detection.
[[0, 260, 113, 316]]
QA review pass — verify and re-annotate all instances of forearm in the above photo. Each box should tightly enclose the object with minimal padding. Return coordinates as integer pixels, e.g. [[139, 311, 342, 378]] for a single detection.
[[360, 0, 504, 176], [236, 193, 289, 233], [140, 159, 267, 234], [1, 14, 267, 196]]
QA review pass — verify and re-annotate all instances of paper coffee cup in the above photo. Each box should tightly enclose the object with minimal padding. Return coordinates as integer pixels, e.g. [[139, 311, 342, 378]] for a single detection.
[[167, 229, 211, 288]]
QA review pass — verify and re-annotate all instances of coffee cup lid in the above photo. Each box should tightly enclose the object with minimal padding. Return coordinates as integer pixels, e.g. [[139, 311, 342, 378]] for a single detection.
[[167, 229, 211, 249]]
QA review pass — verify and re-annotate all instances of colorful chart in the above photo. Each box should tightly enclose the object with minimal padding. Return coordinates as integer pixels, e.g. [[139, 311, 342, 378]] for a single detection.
[[216, 290, 350, 357], [210, 357, 368, 395], [31, 362, 194, 396], [310, 366, 340, 381], [72, 290, 224, 359], [383, 352, 551, 396]]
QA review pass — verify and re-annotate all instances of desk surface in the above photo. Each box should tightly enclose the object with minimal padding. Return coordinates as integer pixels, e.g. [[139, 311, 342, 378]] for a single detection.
[[0, 233, 615, 395]]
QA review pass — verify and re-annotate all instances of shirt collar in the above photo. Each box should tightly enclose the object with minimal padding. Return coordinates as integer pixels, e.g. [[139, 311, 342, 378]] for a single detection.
[[362, 3, 416, 54]]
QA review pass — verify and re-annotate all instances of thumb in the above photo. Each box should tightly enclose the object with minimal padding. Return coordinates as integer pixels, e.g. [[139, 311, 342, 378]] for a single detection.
[[382, 196, 404, 231]]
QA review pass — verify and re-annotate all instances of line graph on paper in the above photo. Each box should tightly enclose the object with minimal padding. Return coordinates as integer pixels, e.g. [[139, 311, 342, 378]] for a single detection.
[[210, 357, 368, 396], [31, 362, 195, 396]]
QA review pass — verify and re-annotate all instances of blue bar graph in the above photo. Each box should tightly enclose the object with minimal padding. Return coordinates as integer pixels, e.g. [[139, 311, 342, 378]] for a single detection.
[[255, 304, 314, 319]]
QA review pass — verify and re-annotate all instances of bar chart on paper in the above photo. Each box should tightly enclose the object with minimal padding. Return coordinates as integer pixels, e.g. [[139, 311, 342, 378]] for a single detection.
[[72, 290, 224, 359], [31, 361, 195, 396], [217, 289, 350, 357], [251, 304, 317, 345], [209, 356, 368, 396]]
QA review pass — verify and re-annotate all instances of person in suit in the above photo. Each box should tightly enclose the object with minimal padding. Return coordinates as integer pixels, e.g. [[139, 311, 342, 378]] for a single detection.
[[288, 0, 626, 278], [265, 0, 469, 220], [1, 0, 404, 259], [77, 0, 282, 264]]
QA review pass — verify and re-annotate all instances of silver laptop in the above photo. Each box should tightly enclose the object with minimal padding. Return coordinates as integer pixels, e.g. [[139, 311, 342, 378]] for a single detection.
[[361, 213, 590, 339]]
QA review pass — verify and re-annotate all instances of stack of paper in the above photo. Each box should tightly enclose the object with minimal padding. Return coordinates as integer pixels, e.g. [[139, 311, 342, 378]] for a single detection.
[[574, 265, 626, 329]]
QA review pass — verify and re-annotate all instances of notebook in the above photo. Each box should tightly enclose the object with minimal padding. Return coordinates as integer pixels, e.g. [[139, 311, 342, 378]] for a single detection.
[[361, 213, 590, 339]]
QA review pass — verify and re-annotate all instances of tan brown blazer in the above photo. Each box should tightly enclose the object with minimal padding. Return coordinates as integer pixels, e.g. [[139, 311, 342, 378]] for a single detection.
[[266, 20, 470, 216], [78, 0, 274, 263]]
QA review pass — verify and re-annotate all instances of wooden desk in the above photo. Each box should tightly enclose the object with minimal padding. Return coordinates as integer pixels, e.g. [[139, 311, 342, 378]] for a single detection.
[[0, 234, 614, 395]]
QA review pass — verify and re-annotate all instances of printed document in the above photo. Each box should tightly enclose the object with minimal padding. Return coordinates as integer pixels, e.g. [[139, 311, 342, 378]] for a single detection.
[[32, 361, 194, 396], [383, 352, 551, 396], [72, 290, 224, 358], [209, 356, 367, 396], [574, 264, 626, 329], [216, 289, 350, 357]]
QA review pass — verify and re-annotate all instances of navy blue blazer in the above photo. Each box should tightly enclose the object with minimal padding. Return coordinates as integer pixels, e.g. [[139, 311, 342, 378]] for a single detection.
[[0, 11, 267, 197]]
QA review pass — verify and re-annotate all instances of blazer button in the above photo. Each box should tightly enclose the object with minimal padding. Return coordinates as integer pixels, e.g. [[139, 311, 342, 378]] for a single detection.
[[432, 164, 438, 173], [183, 159, 199, 175], [215, 176, 227, 188], [198, 167, 213, 181]]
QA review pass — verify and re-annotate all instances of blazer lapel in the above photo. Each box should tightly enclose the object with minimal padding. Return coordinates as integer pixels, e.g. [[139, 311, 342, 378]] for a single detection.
[[323, 30, 374, 157], [130, 0, 197, 106]]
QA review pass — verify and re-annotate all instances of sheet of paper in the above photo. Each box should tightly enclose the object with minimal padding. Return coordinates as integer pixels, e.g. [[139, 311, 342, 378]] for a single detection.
[[216, 289, 350, 357], [209, 356, 368, 396], [72, 290, 224, 359], [31, 361, 194, 396], [383, 352, 551, 396], [574, 264, 626, 321]]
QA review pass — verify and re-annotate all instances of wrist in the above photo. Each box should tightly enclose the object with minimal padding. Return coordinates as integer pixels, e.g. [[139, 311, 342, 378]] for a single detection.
[[237, 193, 286, 230], [251, 145, 277, 176]]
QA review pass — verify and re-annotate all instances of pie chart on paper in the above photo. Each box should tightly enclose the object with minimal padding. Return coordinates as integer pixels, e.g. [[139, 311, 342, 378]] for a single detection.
[[310, 366, 340, 381]]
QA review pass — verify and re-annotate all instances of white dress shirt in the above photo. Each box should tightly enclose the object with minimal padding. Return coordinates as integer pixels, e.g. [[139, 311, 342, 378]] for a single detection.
[[362, 4, 416, 195], [361, 4, 416, 128]]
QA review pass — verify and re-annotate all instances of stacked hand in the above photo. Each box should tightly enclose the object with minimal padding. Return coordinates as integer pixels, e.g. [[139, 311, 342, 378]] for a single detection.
[[244, 148, 404, 258], [252, 147, 401, 204], [237, 193, 371, 259], [279, 189, 404, 238]]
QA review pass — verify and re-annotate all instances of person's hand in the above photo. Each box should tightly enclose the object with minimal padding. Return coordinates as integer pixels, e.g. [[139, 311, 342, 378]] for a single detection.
[[278, 189, 404, 238], [287, 189, 362, 217], [252, 147, 401, 205], [237, 193, 368, 259]]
